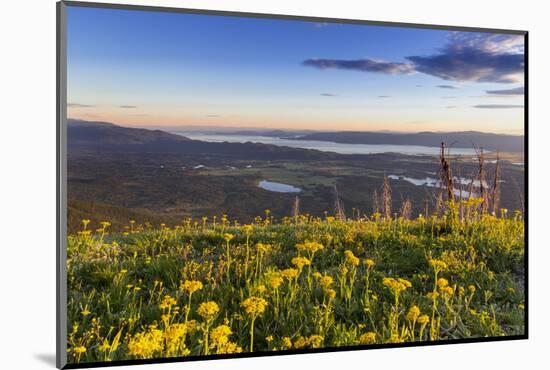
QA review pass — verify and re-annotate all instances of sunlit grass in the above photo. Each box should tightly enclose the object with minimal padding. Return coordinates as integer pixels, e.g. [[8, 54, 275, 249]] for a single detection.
[[67, 200, 525, 363]]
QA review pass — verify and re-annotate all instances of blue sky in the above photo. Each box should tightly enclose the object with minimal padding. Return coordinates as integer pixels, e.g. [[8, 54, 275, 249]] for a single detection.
[[67, 6, 525, 134]]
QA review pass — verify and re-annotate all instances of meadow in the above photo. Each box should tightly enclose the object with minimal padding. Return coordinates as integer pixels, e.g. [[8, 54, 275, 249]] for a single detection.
[[66, 199, 525, 364]]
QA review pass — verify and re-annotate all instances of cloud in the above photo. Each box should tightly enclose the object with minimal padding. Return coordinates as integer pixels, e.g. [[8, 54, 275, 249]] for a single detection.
[[302, 33, 524, 84], [206, 115, 220, 117], [320, 93, 337, 97], [485, 86, 524, 95], [313, 22, 330, 28], [302, 58, 414, 75], [119, 105, 137, 108], [473, 104, 524, 109], [440, 96, 457, 99], [406, 33, 524, 83], [437, 85, 457, 89], [68, 103, 94, 108], [378, 95, 390, 98], [446, 105, 458, 109]]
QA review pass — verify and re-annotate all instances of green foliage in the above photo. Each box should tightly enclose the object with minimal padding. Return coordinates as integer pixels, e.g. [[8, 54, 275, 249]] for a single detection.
[[67, 208, 525, 363]]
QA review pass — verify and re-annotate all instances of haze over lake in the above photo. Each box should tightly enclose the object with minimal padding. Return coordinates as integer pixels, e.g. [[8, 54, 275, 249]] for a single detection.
[[173, 132, 481, 156]]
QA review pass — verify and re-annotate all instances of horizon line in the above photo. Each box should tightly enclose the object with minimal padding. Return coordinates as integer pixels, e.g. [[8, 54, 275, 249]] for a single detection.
[[67, 117, 525, 137]]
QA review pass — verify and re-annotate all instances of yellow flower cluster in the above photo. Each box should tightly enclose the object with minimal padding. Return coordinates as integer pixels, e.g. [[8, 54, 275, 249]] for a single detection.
[[316, 274, 334, 289], [429, 259, 448, 272], [417, 315, 430, 325], [406, 305, 421, 322], [296, 241, 324, 254], [281, 268, 299, 280], [210, 324, 232, 348], [71, 346, 87, 354], [197, 301, 220, 321], [265, 271, 284, 290], [180, 280, 203, 294], [293, 334, 324, 349], [358, 332, 377, 345], [241, 296, 269, 317], [159, 295, 177, 310], [127, 326, 164, 358], [437, 278, 449, 290], [291, 256, 311, 270], [344, 250, 360, 267], [282, 336, 293, 349], [364, 258, 376, 268], [255, 242, 271, 253], [382, 277, 412, 295]]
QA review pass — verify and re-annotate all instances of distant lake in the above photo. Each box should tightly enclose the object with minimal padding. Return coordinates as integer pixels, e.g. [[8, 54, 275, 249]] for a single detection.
[[173, 132, 480, 156], [258, 180, 302, 193], [388, 174, 480, 198]]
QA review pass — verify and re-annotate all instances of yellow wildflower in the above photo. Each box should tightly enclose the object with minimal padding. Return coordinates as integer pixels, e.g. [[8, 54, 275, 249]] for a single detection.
[[382, 277, 412, 295], [437, 278, 449, 289], [291, 256, 311, 270], [210, 324, 232, 347], [344, 250, 360, 266], [241, 297, 268, 317], [417, 315, 430, 325], [180, 280, 203, 294], [73, 346, 86, 354], [358, 332, 377, 345], [197, 301, 220, 321], [281, 268, 299, 280], [255, 242, 271, 253], [429, 259, 448, 272], [364, 259, 376, 268], [282, 337, 292, 349], [406, 305, 421, 322]]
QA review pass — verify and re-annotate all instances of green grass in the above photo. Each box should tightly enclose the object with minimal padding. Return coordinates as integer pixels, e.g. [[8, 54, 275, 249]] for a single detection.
[[67, 205, 525, 363]]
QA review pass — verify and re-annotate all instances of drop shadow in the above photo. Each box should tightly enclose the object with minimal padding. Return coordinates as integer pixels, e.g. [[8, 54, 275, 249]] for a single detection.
[[34, 353, 57, 367]]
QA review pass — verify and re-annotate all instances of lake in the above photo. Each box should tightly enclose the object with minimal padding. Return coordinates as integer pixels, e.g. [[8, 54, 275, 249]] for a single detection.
[[388, 174, 480, 198], [172, 132, 480, 156], [258, 180, 302, 193]]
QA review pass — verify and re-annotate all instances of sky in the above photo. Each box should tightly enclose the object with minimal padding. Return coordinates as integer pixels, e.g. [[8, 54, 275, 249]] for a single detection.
[[67, 6, 525, 134]]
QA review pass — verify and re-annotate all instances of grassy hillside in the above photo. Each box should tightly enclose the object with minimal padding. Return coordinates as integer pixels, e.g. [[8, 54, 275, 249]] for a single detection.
[[67, 202, 525, 364]]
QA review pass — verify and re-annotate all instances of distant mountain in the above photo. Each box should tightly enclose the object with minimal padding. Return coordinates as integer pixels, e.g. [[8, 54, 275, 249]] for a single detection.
[[67, 119, 335, 160], [292, 131, 524, 152], [68, 119, 191, 145], [216, 129, 310, 138]]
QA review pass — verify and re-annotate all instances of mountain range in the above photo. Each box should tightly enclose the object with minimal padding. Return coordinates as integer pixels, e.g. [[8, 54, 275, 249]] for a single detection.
[[68, 119, 524, 154]]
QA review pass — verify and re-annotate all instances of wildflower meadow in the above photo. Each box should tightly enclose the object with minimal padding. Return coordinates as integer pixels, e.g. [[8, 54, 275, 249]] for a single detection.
[[66, 199, 525, 364]]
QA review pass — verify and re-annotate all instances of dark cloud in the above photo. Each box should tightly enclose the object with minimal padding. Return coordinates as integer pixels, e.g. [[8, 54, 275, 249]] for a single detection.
[[68, 103, 94, 108], [302, 33, 524, 84], [485, 86, 524, 95], [302, 58, 414, 75], [437, 85, 457, 89], [406, 33, 524, 83], [320, 93, 337, 97], [473, 104, 524, 109], [446, 106, 458, 109], [378, 95, 390, 98], [119, 105, 137, 109]]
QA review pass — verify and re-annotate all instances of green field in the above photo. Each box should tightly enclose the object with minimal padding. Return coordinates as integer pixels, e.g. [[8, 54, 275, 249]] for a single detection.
[[67, 202, 525, 363]]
